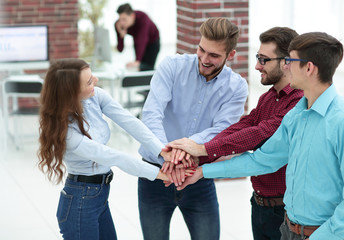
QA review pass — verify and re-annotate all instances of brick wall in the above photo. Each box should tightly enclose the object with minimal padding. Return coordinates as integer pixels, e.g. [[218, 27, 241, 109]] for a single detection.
[[0, 0, 79, 63], [176, 0, 249, 112]]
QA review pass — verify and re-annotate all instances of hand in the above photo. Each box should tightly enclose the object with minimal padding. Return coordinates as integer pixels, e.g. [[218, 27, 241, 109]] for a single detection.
[[156, 170, 170, 181], [161, 161, 175, 174], [126, 61, 140, 69], [193, 156, 199, 166], [175, 155, 198, 169], [176, 167, 203, 191], [163, 146, 194, 167], [169, 166, 186, 186], [163, 180, 173, 187], [166, 138, 207, 159], [163, 166, 196, 187], [115, 21, 127, 38], [160, 149, 172, 162], [170, 148, 193, 167]]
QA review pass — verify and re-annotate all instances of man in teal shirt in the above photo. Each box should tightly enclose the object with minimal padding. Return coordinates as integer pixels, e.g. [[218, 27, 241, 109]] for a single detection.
[[175, 32, 344, 240]]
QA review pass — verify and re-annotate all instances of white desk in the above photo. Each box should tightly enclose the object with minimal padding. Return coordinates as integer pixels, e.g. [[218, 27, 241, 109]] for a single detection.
[[6, 74, 43, 81], [93, 68, 155, 119], [92, 67, 151, 99], [93, 69, 123, 101]]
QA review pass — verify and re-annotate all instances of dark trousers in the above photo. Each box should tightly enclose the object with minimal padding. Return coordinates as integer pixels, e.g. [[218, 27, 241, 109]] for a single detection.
[[251, 195, 285, 240], [138, 177, 220, 240], [140, 39, 160, 71]]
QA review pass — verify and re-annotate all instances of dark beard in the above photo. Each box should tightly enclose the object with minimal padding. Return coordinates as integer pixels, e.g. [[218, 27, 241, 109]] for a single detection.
[[261, 65, 283, 86]]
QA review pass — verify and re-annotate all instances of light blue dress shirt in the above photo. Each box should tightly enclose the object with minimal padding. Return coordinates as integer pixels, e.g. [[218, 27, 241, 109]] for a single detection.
[[203, 84, 344, 239], [139, 54, 248, 165], [64, 87, 164, 180]]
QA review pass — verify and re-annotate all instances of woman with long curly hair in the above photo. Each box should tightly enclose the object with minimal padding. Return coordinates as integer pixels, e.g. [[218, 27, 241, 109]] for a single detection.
[[37, 58, 176, 240]]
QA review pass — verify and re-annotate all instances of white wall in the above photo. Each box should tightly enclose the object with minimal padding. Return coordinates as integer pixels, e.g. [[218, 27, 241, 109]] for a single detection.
[[249, 0, 344, 108], [80, 0, 344, 104]]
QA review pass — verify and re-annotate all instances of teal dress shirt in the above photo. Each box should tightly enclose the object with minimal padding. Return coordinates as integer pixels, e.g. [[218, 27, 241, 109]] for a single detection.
[[203, 84, 344, 239]]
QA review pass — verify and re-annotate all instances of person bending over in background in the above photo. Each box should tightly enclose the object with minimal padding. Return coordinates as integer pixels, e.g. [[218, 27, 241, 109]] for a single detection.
[[115, 3, 160, 71]]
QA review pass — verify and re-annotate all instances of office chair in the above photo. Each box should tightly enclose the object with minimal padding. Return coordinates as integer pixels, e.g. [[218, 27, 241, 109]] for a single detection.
[[119, 70, 155, 118], [2, 76, 43, 149]]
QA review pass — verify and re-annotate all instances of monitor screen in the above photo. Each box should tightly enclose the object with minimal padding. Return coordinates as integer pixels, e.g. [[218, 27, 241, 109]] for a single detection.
[[0, 25, 49, 63], [94, 26, 112, 63]]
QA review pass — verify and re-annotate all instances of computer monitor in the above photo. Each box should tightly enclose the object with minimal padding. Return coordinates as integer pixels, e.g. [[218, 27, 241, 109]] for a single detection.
[[0, 25, 49, 72], [93, 26, 112, 63]]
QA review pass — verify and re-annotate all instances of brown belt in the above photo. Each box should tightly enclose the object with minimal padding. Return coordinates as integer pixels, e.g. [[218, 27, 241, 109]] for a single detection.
[[253, 192, 284, 207], [286, 213, 319, 237]]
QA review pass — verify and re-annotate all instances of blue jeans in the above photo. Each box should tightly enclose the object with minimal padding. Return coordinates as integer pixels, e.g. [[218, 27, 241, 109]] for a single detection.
[[138, 177, 220, 240], [251, 195, 285, 240], [56, 177, 117, 240]]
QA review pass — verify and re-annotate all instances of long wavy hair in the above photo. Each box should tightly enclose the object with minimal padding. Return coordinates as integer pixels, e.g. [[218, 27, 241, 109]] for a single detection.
[[38, 58, 92, 184]]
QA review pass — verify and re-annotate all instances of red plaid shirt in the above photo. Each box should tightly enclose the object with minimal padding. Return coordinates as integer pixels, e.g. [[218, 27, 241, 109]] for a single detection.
[[199, 84, 303, 197]]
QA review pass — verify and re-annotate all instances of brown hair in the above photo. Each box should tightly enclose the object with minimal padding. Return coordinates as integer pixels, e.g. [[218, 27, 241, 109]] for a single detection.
[[289, 32, 343, 83], [260, 27, 298, 57], [38, 58, 91, 184], [117, 3, 133, 15], [199, 17, 239, 54]]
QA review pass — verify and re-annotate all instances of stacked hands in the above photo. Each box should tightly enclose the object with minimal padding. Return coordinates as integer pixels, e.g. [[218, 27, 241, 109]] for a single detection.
[[159, 138, 207, 191]]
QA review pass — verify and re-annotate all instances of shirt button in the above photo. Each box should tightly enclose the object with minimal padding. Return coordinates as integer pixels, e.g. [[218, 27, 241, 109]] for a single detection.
[[257, 190, 260, 193], [194, 118, 196, 121], [214, 154, 217, 157], [276, 99, 279, 102], [232, 151, 235, 154], [198, 101, 202, 104]]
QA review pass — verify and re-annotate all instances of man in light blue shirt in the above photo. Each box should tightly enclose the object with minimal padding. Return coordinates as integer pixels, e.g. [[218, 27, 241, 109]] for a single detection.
[[138, 18, 248, 240], [177, 32, 344, 240]]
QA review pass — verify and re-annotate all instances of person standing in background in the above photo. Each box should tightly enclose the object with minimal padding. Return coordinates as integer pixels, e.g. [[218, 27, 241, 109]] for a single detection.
[[115, 3, 160, 71]]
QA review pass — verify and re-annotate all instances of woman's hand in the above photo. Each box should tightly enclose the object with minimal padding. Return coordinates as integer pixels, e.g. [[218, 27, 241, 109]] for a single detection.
[[176, 167, 203, 191]]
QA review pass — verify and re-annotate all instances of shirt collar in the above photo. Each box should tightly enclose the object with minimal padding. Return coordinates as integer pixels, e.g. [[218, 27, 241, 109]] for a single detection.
[[269, 83, 294, 97], [310, 84, 337, 116], [297, 84, 337, 116], [280, 84, 295, 95], [82, 98, 91, 108]]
